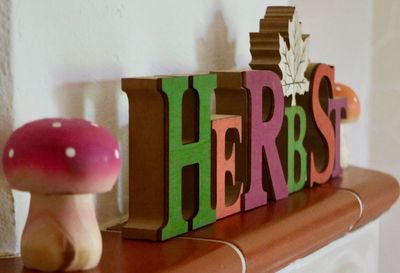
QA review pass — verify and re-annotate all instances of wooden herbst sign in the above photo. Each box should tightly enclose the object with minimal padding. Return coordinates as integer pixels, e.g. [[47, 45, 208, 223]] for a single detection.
[[0, 5, 362, 273], [121, 6, 359, 241]]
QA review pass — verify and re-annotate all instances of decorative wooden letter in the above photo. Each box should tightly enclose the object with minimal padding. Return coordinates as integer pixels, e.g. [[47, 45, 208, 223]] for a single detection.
[[121, 74, 216, 241], [309, 64, 336, 186], [118, 5, 358, 243], [212, 115, 243, 219], [285, 106, 307, 193], [121, 78, 167, 241], [329, 98, 347, 177], [214, 71, 250, 210], [162, 75, 216, 238], [160, 76, 192, 239], [243, 70, 288, 211]]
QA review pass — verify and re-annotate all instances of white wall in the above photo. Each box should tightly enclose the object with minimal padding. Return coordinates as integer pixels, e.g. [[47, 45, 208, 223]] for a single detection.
[[292, 1, 400, 272], [1, 0, 289, 255], [370, 2, 400, 273]]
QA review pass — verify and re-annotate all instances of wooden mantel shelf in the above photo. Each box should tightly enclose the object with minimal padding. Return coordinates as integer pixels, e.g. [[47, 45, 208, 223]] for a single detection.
[[1, 167, 398, 273]]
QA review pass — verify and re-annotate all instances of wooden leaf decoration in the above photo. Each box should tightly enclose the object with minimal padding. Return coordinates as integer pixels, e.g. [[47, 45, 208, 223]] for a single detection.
[[249, 7, 312, 106], [278, 12, 310, 106]]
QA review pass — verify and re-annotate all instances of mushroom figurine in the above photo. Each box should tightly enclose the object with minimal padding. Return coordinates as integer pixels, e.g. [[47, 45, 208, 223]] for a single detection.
[[2, 118, 121, 272], [334, 83, 361, 123], [333, 83, 361, 168]]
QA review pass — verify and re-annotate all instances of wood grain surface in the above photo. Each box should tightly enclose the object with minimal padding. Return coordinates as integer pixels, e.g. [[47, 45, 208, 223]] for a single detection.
[[1, 167, 397, 273]]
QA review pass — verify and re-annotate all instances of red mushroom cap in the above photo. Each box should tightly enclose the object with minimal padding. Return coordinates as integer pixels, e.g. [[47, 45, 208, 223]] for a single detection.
[[333, 83, 361, 123], [2, 118, 121, 194]]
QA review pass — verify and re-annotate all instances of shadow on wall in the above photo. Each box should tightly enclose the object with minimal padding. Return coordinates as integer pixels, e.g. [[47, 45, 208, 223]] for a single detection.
[[54, 80, 129, 228], [42, 8, 237, 232], [0, 0, 17, 256], [196, 10, 236, 73], [196, 9, 236, 113]]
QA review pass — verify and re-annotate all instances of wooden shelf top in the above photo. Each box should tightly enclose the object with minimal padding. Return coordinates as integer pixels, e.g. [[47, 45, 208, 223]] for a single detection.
[[1, 167, 398, 273]]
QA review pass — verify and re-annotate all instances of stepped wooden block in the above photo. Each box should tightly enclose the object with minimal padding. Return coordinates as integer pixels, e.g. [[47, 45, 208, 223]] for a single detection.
[[249, 6, 310, 78]]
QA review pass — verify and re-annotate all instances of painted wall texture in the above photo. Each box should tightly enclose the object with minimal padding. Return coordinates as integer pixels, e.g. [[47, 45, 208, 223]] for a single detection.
[[0, 1, 398, 272], [0, 0, 16, 256]]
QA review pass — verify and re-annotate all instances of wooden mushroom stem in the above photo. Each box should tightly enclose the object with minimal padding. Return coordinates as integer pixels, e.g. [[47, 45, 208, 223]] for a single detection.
[[21, 193, 102, 272]]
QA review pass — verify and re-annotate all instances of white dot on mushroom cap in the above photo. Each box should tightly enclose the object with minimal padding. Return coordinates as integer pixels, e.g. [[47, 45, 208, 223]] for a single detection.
[[114, 149, 120, 159], [8, 149, 14, 158], [65, 147, 76, 158], [52, 122, 62, 128], [336, 86, 342, 91], [353, 97, 358, 103], [91, 123, 99, 127]]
